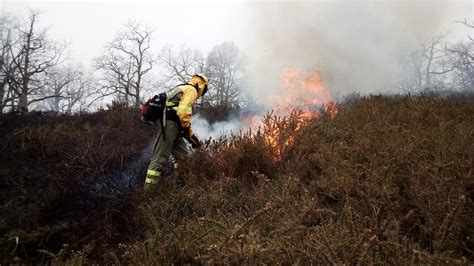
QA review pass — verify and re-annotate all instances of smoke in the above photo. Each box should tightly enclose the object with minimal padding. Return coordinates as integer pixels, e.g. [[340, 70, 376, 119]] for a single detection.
[[192, 0, 471, 137], [192, 114, 249, 139], [242, 0, 471, 103]]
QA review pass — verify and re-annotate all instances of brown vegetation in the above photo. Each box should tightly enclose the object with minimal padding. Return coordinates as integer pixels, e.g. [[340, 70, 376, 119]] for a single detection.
[[0, 95, 473, 264]]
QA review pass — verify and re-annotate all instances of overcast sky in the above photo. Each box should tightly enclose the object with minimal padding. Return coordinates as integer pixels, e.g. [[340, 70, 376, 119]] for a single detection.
[[1, 0, 472, 97], [4, 0, 470, 63], [1, 0, 247, 64]]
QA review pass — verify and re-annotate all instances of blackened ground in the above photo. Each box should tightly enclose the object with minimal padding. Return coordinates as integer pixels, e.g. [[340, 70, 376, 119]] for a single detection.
[[0, 103, 155, 261]]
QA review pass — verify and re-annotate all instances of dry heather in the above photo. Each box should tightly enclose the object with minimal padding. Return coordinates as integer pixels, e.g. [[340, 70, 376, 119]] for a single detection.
[[0, 95, 473, 264]]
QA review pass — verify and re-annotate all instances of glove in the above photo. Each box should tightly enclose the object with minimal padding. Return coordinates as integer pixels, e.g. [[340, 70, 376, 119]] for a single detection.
[[182, 131, 201, 149], [182, 127, 201, 149], [182, 127, 193, 138], [189, 134, 202, 149]]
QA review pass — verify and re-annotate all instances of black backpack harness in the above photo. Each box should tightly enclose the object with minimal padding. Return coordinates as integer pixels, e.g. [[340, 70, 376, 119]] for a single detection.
[[140, 83, 200, 139]]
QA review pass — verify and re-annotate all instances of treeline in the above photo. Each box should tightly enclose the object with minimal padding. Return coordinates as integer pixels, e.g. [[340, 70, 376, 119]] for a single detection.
[[396, 22, 473, 94], [1, 10, 472, 115], [0, 11, 245, 114]]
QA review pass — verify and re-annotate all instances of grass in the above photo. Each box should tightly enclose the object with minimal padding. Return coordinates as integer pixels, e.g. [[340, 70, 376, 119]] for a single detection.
[[1, 95, 473, 264]]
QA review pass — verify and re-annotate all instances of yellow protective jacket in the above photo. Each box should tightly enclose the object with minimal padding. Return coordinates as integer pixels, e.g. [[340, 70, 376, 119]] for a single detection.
[[165, 75, 207, 136], [165, 84, 199, 135]]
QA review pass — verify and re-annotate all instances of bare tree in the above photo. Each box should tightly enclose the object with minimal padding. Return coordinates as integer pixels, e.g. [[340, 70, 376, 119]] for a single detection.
[[42, 65, 75, 112], [444, 20, 474, 91], [204, 42, 244, 107], [398, 34, 450, 92], [0, 14, 17, 112], [398, 18, 474, 93], [94, 21, 155, 108], [41, 64, 96, 113], [66, 71, 98, 113], [159, 45, 205, 87], [5, 11, 66, 113], [442, 43, 474, 91], [456, 18, 474, 41]]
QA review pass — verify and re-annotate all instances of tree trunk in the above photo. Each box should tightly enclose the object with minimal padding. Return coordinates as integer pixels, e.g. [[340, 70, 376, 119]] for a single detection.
[[134, 86, 140, 108], [0, 80, 5, 113], [19, 92, 28, 113], [18, 13, 34, 114], [52, 96, 60, 113], [66, 103, 73, 114]]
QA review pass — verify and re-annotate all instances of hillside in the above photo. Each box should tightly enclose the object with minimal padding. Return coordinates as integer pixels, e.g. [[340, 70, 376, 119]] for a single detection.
[[1, 95, 473, 264]]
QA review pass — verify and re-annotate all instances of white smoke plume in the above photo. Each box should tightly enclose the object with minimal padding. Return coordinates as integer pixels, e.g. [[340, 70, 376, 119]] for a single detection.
[[241, 0, 471, 103], [193, 0, 471, 138], [192, 114, 250, 140]]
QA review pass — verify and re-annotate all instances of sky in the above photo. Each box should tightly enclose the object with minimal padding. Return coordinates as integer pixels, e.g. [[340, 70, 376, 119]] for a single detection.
[[1, 0, 473, 98], [1, 0, 247, 64]]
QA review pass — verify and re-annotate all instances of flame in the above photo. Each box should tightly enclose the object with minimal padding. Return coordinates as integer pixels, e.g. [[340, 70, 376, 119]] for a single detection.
[[279, 68, 331, 110], [262, 67, 338, 161]]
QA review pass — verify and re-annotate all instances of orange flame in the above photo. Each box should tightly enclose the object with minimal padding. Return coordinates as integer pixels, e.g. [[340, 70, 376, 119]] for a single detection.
[[271, 68, 331, 117], [262, 67, 338, 161]]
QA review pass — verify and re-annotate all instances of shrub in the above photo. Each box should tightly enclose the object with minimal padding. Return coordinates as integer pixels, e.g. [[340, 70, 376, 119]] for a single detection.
[[1, 95, 473, 263]]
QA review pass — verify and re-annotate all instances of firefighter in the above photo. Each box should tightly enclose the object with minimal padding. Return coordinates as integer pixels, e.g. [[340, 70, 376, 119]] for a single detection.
[[145, 74, 209, 186]]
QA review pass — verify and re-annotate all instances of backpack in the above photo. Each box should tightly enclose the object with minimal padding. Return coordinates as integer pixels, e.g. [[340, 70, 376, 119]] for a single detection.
[[140, 92, 167, 123]]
